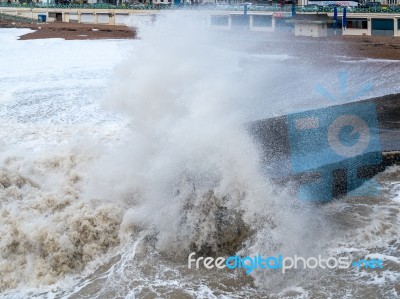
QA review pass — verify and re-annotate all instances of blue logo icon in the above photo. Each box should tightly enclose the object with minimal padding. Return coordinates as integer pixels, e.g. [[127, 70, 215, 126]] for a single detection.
[[315, 71, 373, 104], [287, 73, 382, 201]]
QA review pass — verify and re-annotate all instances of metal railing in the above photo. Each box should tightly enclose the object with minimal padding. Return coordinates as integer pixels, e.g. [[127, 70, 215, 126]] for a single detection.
[[0, 2, 400, 13]]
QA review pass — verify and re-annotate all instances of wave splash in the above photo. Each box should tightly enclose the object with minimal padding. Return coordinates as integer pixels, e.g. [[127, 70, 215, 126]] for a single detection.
[[0, 14, 332, 295]]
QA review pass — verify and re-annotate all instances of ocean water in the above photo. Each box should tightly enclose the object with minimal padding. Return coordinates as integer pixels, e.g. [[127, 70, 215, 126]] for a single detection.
[[0, 15, 400, 298]]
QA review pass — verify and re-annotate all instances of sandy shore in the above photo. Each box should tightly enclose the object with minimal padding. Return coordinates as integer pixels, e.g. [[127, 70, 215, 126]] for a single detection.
[[0, 20, 136, 40], [255, 33, 400, 61], [1, 17, 400, 60]]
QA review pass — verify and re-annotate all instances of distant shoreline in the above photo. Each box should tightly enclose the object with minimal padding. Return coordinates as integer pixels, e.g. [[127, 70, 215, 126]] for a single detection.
[[250, 33, 400, 61], [2, 19, 400, 60], [0, 20, 136, 40]]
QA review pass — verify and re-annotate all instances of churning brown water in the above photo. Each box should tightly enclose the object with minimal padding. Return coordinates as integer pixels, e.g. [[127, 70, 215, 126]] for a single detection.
[[0, 14, 400, 299]]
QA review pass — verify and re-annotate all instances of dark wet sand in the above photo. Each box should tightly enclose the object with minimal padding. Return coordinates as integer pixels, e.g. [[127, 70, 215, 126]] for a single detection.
[[0, 20, 136, 40], [253, 33, 400, 61], [1, 16, 400, 60]]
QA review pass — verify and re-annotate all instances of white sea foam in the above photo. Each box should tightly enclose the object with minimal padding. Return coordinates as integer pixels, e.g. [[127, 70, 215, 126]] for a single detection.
[[0, 22, 326, 296]]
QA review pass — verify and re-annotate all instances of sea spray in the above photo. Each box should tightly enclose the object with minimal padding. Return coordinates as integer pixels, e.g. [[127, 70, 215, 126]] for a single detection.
[[86, 14, 335, 291], [91, 13, 280, 257], [0, 14, 337, 295]]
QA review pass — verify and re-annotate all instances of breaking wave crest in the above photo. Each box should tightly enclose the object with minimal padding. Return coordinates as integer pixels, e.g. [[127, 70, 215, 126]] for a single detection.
[[5, 13, 397, 298]]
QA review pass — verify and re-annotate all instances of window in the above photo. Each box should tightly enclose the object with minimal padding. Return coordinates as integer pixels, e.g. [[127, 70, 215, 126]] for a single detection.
[[347, 19, 368, 29]]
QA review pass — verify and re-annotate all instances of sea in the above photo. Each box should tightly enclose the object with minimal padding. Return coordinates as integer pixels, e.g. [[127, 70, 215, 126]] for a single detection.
[[1, 14, 400, 298]]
